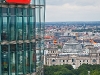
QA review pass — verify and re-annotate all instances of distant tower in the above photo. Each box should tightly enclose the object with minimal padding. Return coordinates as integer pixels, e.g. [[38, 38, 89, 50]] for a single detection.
[[89, 47, 98, 64], [47, 48, 59, 57], [45, 48, 59, 66]]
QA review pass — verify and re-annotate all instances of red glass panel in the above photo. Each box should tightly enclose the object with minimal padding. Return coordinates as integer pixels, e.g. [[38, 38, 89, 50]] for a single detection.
[[6, 0, 30, 4]]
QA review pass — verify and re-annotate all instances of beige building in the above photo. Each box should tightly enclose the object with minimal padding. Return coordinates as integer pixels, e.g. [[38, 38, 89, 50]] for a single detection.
[[45, 46, 100, 69]]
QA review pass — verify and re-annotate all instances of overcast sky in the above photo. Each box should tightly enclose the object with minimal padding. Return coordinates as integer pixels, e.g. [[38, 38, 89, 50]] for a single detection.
[[46, 0, 100, 22]]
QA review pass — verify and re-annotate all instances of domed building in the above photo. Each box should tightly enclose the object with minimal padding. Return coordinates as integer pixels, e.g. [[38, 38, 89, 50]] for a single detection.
[[45, 46, 100, 69], [62, 38, 82, 53]]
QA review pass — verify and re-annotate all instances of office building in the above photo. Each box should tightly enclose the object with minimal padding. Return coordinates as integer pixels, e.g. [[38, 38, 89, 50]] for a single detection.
[[0, 0, 45, 75]]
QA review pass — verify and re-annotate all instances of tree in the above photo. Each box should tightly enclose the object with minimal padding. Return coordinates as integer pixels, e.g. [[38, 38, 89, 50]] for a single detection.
[[91, 70, 100, 75], [44, 64, 100, 75]]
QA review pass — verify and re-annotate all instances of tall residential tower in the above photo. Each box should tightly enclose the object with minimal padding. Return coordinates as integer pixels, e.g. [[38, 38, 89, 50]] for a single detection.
[[0, 0, 45, 75]]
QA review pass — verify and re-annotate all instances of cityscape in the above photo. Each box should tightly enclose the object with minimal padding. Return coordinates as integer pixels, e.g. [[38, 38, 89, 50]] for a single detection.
[[0, 0, 100, 75], [44, 22, 100, 67], [44, 21, 100, 75]]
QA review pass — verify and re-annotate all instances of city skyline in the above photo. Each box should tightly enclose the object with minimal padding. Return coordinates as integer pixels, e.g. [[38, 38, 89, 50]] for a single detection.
[[46, 0, 100, 22]]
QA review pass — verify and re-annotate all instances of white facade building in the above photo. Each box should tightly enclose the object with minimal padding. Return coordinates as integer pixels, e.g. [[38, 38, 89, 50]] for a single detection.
[[45, 46, 100, 69]]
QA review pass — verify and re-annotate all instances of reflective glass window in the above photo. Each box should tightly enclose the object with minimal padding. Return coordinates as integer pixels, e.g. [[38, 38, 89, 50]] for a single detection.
[[2, 8, 7, 16], [9, 16, 16, 40], [35, 0, 40, 5], [26, 43, 30, 51], [31, 43, 35, 51], [2, 17, 8, 41], [30, 16, 35, 39], [9, 8, 16, 16], [30, 51, 35, 72], [1, 45, 8, 74], [26, 51, 30, 73], [17, 8, 22, 16], [36, 7, 41, 39], [41, 7, 45, 30], [10, 44, 16, 52], [40, 0, 45, 5], [30, 8, 34, 16], [27, 9, 30, 16], [23, 8, 28, 16], [17, 17, 22, 40], [18, 44, 23, 74], [25, 43, 30, 73], [23, 17, 28, 40], [30, 0, 35, 4], [10, 44, 16, 75]]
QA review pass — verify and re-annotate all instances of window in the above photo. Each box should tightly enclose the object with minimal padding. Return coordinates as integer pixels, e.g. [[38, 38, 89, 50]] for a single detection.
[[1, 52, 8, 73], [83, 60, 85, 62], [23, 17, 28, 40], [92, 59, 96, 63], [1, 45, 8, 52], [72, 59, 75, 62], [52, 59, 55, 62], [9, 8, 15, 16], [17, 8, 22, 16], [2, 8, 7, 16], [17, 17, 22, 40], [1, 17, 8, 41], [1, 45, 8, 73], [87, 60, 88, 62], [9, 16, 16, 41], [30, 16, 35, 39], [10, 44, 16, 52]]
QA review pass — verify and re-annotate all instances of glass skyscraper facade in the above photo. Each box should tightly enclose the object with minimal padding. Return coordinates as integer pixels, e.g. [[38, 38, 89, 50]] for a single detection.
[[0, 0, 45, 75]]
